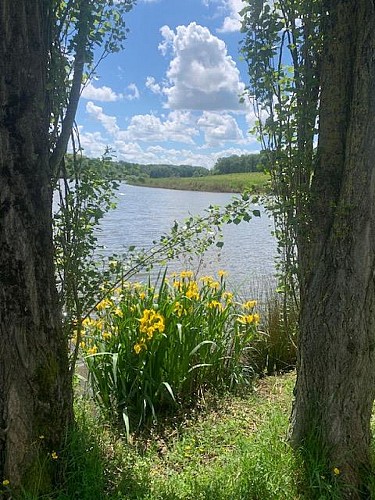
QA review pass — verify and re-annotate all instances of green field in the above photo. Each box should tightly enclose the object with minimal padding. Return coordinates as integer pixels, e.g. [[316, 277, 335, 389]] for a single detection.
[[129, 171, 271, 193]]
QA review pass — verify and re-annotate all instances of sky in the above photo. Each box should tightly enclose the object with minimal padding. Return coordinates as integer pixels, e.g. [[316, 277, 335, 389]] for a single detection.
[[77, 0, 260, 169]]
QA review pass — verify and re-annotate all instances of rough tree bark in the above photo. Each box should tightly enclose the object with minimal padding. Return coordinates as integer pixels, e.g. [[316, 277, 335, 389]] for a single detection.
[[0, 0, 72, 492], [291, 0, 375, 496]]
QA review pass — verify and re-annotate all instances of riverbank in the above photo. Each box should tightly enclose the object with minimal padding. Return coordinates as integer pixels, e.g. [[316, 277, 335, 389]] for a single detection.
[[128, 171, 270, 193]]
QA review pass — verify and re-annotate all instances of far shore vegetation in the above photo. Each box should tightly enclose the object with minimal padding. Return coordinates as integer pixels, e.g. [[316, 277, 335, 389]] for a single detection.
[[65, 152, 270, 193]]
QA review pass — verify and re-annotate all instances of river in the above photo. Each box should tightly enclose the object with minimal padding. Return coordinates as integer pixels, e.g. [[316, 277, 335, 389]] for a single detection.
[[94, 184, 277, 295]]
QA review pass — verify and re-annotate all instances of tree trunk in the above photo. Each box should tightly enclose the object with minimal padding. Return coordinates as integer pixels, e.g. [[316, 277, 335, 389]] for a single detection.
[[291, 0, 375, 496], [0, 1, 72, 493]]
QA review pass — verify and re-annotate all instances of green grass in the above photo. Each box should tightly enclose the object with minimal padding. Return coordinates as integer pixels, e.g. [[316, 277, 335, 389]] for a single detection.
[[19, 371, 375, 499], [129, 172, 270, 193], [55, 373, 305, 499]]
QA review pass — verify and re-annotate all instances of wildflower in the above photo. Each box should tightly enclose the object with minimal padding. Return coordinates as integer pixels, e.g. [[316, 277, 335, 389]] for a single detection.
[[333, 467, 340, 475], [186, 281, 199, 300], [87, 345, 98, 355], [218, 270, 228, 278], [51, 451, 58, 460], [102, 331, 112, 341], [114, 307, 123, 318], [180, 270, 193, 279], [174, 301, 186, 317], [200, 275, 213, 284], [237, 313, 260, 325], [134, 343, 142, 354], [139, 309, 165, 335], [222, 291, 234, 303], [208, 280, 220, 290], [207, 300, 224, 311], [96, 298, 113, 311], [173, 280, 183, 292], [79, 341, 86, 349], [139, 292, 146, 300], [82, 317, 95, 327], [2, 479, 10, 486], [243, 300, 257, 310]]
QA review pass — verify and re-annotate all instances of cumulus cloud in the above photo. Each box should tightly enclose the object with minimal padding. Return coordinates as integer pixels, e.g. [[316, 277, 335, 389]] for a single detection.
[[81, 82, 123, 102], [160, 22, 245, 111], [118, 110, 198, 144], [197, 111, 244, 145], [86, 101, 119, 135], [217, 0, 245, 33], [204, 0, 245, 33], [145, 76, 163, 95]]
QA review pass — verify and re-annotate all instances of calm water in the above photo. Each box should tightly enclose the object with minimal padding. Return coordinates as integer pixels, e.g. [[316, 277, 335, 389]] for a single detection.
[[94, 184, 277, 294]]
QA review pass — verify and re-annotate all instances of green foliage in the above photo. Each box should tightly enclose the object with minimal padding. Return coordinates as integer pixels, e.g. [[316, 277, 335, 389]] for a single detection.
[[241, 0, 323, 298], [80, 271, 260, 434], [63, 156, 210, 181], [128, 171, 270, 194], [212, 153, 262, 175], [54, 149, 120, 366]]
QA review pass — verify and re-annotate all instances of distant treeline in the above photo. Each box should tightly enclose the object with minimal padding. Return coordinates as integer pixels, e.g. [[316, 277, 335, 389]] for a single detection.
[[64, 152, 263, 180]]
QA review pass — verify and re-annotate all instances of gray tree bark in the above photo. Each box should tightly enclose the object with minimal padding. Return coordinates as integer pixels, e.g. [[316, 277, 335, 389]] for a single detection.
[[0, 1, 72, 492], [291, 0, 375, 496]]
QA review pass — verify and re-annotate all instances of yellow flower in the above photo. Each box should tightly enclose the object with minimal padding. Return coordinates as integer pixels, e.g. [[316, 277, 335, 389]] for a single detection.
[[114, 307, 123, 318], [82, 316, 95, 327], [208, 280, 220, 290], [173, 280, 183, 291], [186, 281, 199, 300], [200, 275, 213, 284], [139, 292, 146, 300], [218, 270, 228, 278], [237, 313, 260, 325], [180, 270, 193, 279], [2, 479, 10, 486], [79, 341, 86, 349], [139, 309, 165, 335], [207, 300, 224, 311], [134, 343, 142, 354], [102, 331, 112, 341], [96, 298, 113, 311], [174, 301, 186, 317], [87, 345, 98, 355], [51, 451, 58, 460], [243, 300, 257, 310], [333, 467, 340, 475], [222, 291, 234, 303]]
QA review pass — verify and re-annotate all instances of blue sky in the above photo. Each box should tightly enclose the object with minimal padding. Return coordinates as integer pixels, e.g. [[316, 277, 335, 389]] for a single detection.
[[77, 0, 259, 169]]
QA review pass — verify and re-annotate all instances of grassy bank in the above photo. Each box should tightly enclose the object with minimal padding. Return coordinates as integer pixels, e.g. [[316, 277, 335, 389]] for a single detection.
[[128, 172, 270, 193], [20, 371, 375, 499], [58, 373, 300, 499]]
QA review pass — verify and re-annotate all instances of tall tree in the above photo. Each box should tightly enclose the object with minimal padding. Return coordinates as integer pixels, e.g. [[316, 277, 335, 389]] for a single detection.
[[243, 0, 375, 495], [0, 0, 134, 493], [0, 0, 72, 490], [291, 0, 375, 495]]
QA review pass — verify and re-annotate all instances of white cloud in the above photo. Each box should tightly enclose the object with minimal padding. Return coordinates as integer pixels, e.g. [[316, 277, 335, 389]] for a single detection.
[[76, 130, 109, 158], [158, 25, 175, 56], [117, 110, 198, 144], [160, 22, 245, 111], [197, 112, 244, 145], [86, 101, 119, 135], [81, 82, 123, 102], [125, 83, 140, 100], [204, 0, 245, 33], [145, 76, 163, 95], [217, 0, 245, 33]]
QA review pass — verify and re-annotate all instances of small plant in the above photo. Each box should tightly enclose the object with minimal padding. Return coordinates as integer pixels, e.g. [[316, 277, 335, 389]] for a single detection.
[[80, 270, 260, 435]]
